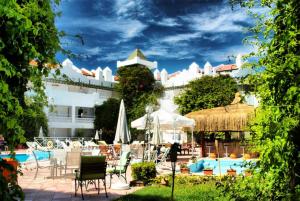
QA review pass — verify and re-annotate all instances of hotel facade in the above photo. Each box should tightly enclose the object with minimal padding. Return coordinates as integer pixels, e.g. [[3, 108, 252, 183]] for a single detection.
[[44, 49, 258, 138]]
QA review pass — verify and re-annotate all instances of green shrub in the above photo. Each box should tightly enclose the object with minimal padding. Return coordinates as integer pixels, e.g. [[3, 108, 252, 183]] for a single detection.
[[131, 162, 156, 184], [152, 174, 218, 186]]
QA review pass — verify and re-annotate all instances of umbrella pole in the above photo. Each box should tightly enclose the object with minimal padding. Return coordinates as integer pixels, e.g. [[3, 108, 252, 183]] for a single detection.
[[191, 128, 194, 157]]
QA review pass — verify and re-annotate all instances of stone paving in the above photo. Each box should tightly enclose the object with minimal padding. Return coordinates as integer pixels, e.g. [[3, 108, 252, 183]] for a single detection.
[[16, 151, 191, 201], [19, 164, 141, 201]]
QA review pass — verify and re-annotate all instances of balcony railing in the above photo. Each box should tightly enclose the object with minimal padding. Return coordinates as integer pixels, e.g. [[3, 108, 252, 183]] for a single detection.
[[48, 115, 72, 122], [75, 116, 95, 123]]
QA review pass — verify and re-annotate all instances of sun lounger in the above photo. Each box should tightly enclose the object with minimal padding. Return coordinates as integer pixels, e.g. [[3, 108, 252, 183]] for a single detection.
[[26, 141, 49, 152]]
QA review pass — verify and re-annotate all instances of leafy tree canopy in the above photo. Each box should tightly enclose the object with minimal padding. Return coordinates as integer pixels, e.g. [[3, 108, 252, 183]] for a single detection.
[[21, 96, 48, 141], [0, 0, 61, 147], [0, 0, 61, 199], [219, 0, 300, 200], [174, 75, 238, 115], [115, 65, 163, 141], [116, 65, 155, 107], [94, 98, 120, 144], [116, 65, 163, 121]]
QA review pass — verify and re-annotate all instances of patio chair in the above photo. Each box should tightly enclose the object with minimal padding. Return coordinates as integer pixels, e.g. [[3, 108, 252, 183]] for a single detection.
[[75, 156, 108, 200], [99, 145, 109, 156], [51, 149, 67, 177], [64, 151, 81, 178], [98, 140, 108, 146], [32, 150, 55, 179], [84, 141, 99, 149], [107, 151, 131, 188], [156, 147, 170, 167], [71, 141, 83, 149], [144, 150, 158, 162], [57, 140, 71, 151]]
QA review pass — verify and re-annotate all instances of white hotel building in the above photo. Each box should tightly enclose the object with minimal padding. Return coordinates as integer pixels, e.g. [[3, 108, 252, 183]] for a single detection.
[[44, 49, 258, 138]]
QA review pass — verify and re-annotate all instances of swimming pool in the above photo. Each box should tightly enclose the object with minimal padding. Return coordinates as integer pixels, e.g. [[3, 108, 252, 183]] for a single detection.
[[0, 151, 51, 163], [188, 158, 256, 175]]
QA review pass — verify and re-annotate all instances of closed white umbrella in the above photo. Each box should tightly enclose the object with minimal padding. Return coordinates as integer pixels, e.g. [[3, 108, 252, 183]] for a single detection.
[[151, 114, 161, 145], [112, 99, 131, 190], [94, 130, 99, 140], [38, 127, 44, 138], [114, 99, 131, 144]]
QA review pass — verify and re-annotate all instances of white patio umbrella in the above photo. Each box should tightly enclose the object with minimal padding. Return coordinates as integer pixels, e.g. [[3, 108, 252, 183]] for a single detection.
[[151, 114, 161, 163], [131, 109, 195, 130], [38, 126, 44, 138], [151, 114, 161, 145], [131, 109, 196, 156], [94, 130, 99, 141], [112, 99, 131, 190]]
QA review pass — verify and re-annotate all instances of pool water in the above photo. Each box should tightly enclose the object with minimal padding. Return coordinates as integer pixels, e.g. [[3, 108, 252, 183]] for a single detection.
[[188, 159, 255, 175], [0, 151, 51, 163]]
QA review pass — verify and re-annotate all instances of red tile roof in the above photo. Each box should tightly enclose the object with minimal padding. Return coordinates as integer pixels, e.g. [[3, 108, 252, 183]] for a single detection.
[[81, 68, 94, 76], [216, 64, 237, 72]]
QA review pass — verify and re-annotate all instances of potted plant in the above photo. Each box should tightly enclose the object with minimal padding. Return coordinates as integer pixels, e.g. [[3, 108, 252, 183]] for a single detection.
[[209, 153, 216, 158], [244, 169, 252, 176], [188, 156, 197, 164], [203, 167, 213, 175], [180, 163, 190, 174], [227, 167, 237, 176], [230, 153, 237, 159], [243, 153, 251, 159]]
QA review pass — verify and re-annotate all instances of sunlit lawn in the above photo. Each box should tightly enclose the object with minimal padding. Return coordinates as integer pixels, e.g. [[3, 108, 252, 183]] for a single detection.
[[114, 182, 229, 201]]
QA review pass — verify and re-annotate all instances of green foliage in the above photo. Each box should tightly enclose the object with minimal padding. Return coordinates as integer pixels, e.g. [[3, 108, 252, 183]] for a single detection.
[[0, 159, 24, 201], [21, 96, 48, 141], [131, 162, 156, 184], [114, 179, 228, 201], [116, 65, 156, 109], [174, 75, 238, 115], [115, 65, 163, 140], [219, 0, 300, 200], [0, 0, 62, 200], [94, 98, 120, 143]]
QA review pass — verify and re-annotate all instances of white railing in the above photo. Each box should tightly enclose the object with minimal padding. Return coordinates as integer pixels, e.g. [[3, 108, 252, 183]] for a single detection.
[[48, 115, 72, 122], [34, 137, 92, 149], [75, 116, 95, 123]]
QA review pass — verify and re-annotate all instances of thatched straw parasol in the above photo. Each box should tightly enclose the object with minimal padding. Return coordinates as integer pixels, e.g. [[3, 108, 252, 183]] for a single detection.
[[185, 103, 255, 132]]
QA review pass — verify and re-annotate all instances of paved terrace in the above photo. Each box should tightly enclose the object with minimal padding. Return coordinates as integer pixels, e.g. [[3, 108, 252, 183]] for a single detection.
[[18, 154, 191, 201]]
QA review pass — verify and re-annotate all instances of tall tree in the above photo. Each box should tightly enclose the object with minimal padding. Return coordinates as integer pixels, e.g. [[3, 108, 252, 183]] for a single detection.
[[220, 0, 300, 199], [174, 75, 238, 115], [94, 98, 120, 144], [116, 65, 163, 122], [0, 0, 62, 199]]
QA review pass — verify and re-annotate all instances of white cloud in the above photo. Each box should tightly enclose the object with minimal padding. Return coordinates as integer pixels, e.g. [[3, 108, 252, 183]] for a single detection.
[[85, 47, 101, 56], [156, 18, 180, 27], [143, 44, 195, 60], [98, 50, 132, 61], [181, 7, 249, 33], [114, 0, 151, 18], [58, 17, 147, 41], [203, 44, 255, 63], [161, 33, 201, 43]]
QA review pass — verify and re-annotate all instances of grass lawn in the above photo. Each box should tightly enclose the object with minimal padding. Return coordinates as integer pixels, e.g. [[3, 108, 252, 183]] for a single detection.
[[114, 182, 229, 201]]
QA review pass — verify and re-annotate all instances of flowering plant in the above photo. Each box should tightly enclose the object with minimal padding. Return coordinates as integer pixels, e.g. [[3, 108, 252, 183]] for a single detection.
[[179, 162, 188, 168], [189, 156, 197, 163]]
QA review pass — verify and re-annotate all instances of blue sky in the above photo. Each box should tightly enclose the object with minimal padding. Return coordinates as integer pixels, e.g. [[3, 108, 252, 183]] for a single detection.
[[55, 0, 253, 74]]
